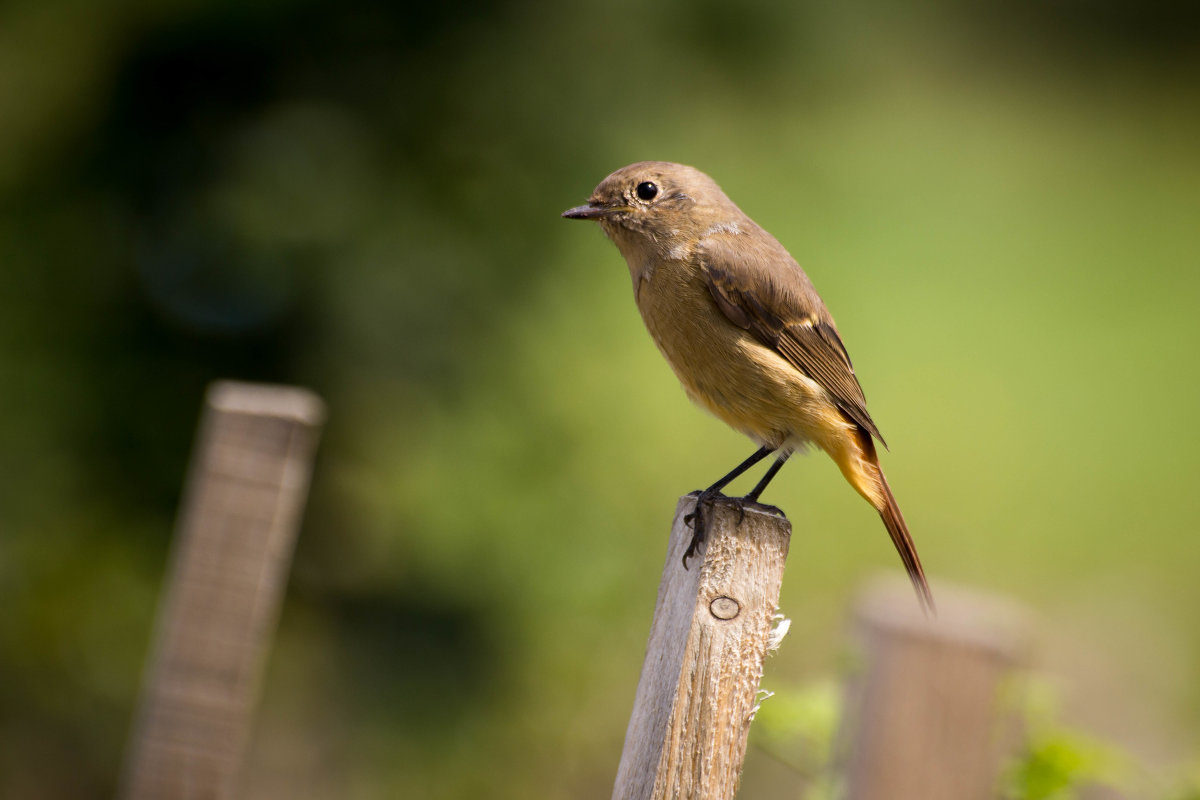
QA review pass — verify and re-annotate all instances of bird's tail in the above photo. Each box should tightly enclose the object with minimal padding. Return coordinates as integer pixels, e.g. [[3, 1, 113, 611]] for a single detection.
[[875, 463, 935, 614], [850, 431, 935, 614]]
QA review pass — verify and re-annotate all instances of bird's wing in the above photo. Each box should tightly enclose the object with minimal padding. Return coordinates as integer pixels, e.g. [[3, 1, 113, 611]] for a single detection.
[[699, 232, 887, 447]]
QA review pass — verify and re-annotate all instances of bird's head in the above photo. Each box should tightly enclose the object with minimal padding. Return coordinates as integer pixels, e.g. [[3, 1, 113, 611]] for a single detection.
[[563, 161, 738, 259]]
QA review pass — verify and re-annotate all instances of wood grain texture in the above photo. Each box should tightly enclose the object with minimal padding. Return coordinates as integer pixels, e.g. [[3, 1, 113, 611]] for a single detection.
[[120, 381, 325, 800], [843, 577, 1031, 800], [613, 495, 791, 800]]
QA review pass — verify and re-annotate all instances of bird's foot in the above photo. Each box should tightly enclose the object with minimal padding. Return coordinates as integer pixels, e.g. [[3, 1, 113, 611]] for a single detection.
[[748, 500, 786, 518], [683, 492, 787, 568], [683, 489, 720, 567]]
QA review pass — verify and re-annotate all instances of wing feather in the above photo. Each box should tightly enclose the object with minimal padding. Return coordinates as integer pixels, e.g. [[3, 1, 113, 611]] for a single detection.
[[701, 234, 886, 447]]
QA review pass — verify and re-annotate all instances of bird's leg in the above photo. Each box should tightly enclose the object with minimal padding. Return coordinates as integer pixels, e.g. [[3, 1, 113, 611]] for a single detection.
[[742, 452, 791, 515], [683, 446, 773, 566], [718, 452, 791, 527]]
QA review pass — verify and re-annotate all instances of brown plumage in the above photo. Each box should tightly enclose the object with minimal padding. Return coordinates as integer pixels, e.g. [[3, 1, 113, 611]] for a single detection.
[[563, 161, 933, 612]]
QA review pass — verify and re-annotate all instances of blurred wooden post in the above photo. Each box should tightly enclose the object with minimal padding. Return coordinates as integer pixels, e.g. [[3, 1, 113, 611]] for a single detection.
[[843, 577, 1030, 800], [120, 381, 326, 800], [612, 496, 791, 800]]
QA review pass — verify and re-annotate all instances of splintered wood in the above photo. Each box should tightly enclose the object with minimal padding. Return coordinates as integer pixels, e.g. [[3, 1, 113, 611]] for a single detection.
[[613, 496, 791, 800], [120, 381, 325, 800]]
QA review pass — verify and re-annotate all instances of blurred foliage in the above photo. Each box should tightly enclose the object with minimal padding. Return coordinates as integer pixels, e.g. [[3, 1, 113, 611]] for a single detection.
[[1001, 679, 1135, 800], [1, 0, 1198, 797], [751, 678, 844, 799], [998, 678, 1200, 800], [753, 675, 1200, 800], [1005, 732, 1128, 800]]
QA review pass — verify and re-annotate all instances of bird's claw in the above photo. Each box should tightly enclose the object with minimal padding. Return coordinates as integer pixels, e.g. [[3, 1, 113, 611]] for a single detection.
[[751, 501, 785, 518], [683, 489, 719, 568], [683, 493, 788, 569]]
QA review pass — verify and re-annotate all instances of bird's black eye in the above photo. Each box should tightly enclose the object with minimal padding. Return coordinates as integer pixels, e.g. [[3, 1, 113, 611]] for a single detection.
[[636, 181, 659, 201]]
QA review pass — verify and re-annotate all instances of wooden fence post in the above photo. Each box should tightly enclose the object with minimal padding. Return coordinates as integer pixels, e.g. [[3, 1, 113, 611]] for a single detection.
[[612, 496, 791, 800], [119, 381, 325, 800], [842, 577, 1031, 800]]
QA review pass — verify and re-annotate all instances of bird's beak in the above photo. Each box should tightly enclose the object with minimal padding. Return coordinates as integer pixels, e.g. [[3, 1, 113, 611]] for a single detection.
[[562, 202, 624, 220]]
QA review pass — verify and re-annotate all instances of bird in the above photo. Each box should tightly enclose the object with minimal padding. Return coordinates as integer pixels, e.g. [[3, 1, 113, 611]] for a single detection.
[[562, 161, 933, 611]]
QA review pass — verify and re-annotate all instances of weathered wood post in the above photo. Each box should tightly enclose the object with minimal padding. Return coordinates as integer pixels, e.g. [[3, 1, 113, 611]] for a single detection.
[[842, 577, 1030, 800], [612, 496, 791, 800], [120, 381, 325, 800]]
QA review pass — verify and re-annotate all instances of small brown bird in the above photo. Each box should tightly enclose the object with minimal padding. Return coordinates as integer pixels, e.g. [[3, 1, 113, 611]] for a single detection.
[[563, 161, 932, 610]]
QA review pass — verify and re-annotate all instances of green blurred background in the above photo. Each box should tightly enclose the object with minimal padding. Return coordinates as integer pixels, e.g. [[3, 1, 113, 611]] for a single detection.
[[2, 0, 1198, 796]]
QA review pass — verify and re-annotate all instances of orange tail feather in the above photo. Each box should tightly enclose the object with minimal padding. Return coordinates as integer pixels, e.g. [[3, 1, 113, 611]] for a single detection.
[[857, 433, 935, 614], [876, 466, 935, 613]]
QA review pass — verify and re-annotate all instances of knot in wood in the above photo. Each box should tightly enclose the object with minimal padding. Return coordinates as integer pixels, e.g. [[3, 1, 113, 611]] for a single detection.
[[709, 596, 741, 620]]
